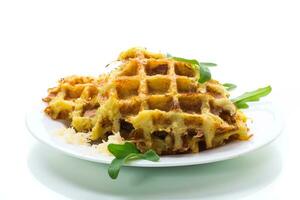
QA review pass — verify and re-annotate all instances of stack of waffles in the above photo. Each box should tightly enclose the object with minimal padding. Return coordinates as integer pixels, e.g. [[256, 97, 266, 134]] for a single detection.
[[43, 48, 249, 155]]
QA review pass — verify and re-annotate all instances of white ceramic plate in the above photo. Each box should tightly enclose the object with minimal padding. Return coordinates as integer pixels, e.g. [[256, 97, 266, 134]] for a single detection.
[[26, 101, 283, 167]]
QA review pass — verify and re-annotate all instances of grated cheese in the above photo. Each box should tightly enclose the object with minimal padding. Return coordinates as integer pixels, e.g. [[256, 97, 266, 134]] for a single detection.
[[54, 127, 125, 155]]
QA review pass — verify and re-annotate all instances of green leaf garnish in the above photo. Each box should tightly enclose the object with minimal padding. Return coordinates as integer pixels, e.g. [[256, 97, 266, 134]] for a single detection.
[[108, 157, 125, 179], [198, 63, 211, 83], [231, 86, 272, 109], [223, 83, 237, 91], [107, 142, 159, 179], [167, 54, 216, 83], [168, 56, 199, 65], [107, 142, 139, 159], [140, 149, 160, 161], [234, 101, 249, 109], [199, 62, 217, 67]]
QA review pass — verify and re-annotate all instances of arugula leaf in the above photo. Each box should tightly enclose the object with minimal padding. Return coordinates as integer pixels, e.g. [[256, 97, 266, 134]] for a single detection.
[[198, 63, 211, 83], [232, 86, 272, 109], [140, 149, 160, 161], [223, 83, 237, 91], [169, 56, 199, 65], [199, 62, 217, 67], [108, 157, 124, 179], [197, 62, 217, 83], [234, 101, 249, 109], [107, 142, 159, 179], [167, 54, 216, 83], [108, 142, 139, 159]]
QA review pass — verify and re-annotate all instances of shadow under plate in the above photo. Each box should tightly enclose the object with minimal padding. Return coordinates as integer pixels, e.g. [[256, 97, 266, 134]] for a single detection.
[[27, 143, 282, 200]]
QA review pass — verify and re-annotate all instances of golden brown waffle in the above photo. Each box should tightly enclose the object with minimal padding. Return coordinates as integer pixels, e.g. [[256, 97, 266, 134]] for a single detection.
[[44, 48, 250, 155], [43, 75, 107, 132]]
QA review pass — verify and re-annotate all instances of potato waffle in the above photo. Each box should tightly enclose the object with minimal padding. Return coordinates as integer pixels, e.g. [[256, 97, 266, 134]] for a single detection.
[[43, 75, 107, 132], [43, 48, 249, 155]]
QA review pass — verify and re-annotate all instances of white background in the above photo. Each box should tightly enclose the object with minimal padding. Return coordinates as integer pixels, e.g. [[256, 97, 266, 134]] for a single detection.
[[0, 0, 299, 199]]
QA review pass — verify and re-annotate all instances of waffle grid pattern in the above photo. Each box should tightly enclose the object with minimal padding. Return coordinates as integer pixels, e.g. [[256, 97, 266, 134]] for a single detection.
[[115, 58, 207, 117], [43, 75, 106, 132], [88, 49, 248, 154], [43, 48, 249, 155]]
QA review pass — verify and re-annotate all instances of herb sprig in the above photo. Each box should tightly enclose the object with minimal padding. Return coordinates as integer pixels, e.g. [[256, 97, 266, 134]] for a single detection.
[[223, 83, 237, 91], [167, 54, 217, 83], [231, 86, 272, 109], [107, 142, 159, 179], [167, 53, 272, 109]]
